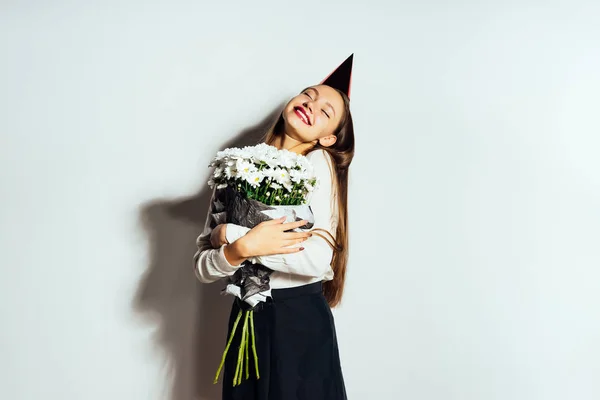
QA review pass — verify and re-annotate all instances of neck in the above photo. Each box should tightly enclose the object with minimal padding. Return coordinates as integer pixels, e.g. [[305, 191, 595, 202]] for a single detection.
[[273, 132, 317, 155]]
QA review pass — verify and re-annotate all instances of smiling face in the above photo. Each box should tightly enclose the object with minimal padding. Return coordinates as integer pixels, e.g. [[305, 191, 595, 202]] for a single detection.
[[281, 84, 345, 147]]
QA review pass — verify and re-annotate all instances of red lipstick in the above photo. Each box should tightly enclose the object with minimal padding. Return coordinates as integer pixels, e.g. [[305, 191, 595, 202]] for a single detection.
[[294, 106, 311, 125]]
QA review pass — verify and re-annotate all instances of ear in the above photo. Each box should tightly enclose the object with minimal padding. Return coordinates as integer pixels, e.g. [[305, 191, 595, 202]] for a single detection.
[[318, 135, 337, 147]]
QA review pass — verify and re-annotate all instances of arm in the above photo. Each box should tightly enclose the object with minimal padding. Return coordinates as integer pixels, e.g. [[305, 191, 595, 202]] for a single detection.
[[193, 188, 247, 283], [225, 149, 339, 278]]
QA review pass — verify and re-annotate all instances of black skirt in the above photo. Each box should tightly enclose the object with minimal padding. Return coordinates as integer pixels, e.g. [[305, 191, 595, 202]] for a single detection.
[[218, 281, 347, 400]]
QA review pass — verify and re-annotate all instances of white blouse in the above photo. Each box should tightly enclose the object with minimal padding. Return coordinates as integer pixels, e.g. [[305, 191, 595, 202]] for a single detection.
[[193, 149, 339, 289]]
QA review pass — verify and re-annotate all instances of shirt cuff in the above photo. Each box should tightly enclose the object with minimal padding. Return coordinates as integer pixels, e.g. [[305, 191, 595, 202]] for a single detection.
[[215, 244, 243, 273], [225, 223, 251, 244]]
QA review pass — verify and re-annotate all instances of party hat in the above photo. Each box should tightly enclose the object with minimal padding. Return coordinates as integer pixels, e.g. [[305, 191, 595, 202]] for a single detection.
[[320, 53, 353, 99]]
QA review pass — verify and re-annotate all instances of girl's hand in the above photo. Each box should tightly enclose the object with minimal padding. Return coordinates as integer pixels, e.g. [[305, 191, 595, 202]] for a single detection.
[[238, 217, 312, 258], [210, 224, 228, 248]]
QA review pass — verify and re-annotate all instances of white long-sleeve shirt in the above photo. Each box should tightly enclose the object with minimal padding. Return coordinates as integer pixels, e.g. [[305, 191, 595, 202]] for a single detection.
[[193, 149, 339, 289]]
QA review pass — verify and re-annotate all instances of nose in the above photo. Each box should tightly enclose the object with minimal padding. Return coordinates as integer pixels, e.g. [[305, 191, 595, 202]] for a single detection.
[[302, 100, 313, 115]]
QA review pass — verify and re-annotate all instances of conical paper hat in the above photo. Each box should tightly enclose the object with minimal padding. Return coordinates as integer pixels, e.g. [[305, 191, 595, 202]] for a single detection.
[[320, 53, 353, 99]]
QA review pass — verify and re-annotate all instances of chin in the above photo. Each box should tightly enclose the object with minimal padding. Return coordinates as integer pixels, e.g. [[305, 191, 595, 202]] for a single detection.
[[283, 111, 310, 140]]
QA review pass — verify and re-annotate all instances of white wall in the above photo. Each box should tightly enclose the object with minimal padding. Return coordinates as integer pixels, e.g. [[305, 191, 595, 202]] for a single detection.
[[1, 1, 599, 399]]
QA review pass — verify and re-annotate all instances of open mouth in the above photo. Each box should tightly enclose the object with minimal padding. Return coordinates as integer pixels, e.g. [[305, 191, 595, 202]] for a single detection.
[[294, 106, 311, 126]]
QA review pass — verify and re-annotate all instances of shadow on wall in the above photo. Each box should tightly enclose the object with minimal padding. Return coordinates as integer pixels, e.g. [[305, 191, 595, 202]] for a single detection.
[[133, 105, 283, 400]]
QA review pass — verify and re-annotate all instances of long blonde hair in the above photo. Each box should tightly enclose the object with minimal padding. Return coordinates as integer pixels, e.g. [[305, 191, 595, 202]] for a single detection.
[[259, 88, 354, 307]]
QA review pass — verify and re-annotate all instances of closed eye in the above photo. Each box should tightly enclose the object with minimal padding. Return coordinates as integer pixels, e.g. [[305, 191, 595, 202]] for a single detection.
[[322, 109, 330, 118], [304, 92, 313, 99]]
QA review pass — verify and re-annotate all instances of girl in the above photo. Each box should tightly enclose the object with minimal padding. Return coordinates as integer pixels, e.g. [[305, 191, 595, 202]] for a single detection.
[[194, 59, 355, 400]]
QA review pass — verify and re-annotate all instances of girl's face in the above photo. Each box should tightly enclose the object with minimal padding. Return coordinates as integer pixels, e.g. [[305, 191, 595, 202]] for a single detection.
[[282, 84, 345, 147]]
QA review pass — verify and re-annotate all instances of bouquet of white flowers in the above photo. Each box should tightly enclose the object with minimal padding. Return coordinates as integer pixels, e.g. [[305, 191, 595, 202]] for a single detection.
[[207, 143, 321, 304], [208, 143, 321, 386]]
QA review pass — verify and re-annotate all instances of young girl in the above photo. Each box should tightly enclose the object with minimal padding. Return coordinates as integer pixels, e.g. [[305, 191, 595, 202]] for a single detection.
[[194, 58, 355, 400]]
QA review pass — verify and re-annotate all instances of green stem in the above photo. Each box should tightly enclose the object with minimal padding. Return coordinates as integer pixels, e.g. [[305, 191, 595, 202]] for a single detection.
[[213, 310, 242, 384], [234, 311, 249, 386], [249, 311, 260, 379], [245, 316, 250, 380]]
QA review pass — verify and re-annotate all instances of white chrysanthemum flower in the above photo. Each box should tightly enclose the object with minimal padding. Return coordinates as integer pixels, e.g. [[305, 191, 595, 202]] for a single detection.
[[253, 145, 273, 163], [224, 166, 235, 178], [273, 168, 290, 184], [270, 182, 282, 189], [296, 156, 311, 171], [265, 145, 279, 157], [238, 149, 252, 161], [274, 151, 292, 168], [289, 169, 307, 183], [236, 159, 256, 179], [261, 168, 276, 180], [216, 183, 228, 189], [246, 171, 265, 187]]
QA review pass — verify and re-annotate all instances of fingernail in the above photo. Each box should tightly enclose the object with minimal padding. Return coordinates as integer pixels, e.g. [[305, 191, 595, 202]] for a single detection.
[[300, 247, 305, 251]]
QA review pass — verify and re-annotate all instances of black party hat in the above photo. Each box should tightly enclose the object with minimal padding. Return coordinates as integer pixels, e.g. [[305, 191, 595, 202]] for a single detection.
[[320, 53, 353, 99]]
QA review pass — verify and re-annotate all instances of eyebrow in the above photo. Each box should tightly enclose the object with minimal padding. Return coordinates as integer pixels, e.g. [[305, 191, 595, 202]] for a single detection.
[[307, 87, 336, 117]]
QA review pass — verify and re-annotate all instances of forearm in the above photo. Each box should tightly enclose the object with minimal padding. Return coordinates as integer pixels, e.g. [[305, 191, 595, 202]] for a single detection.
[[250, 235, 334, 278], [194, 239, 242, 283], [223, 240, 249, 266]]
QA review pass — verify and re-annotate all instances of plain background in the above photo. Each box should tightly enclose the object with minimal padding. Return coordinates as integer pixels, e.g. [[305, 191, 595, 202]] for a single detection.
[[1, 1, 599, 399]]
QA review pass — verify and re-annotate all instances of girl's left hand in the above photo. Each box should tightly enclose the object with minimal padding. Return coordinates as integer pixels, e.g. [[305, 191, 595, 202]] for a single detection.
[[210, 224, 228, 248]]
